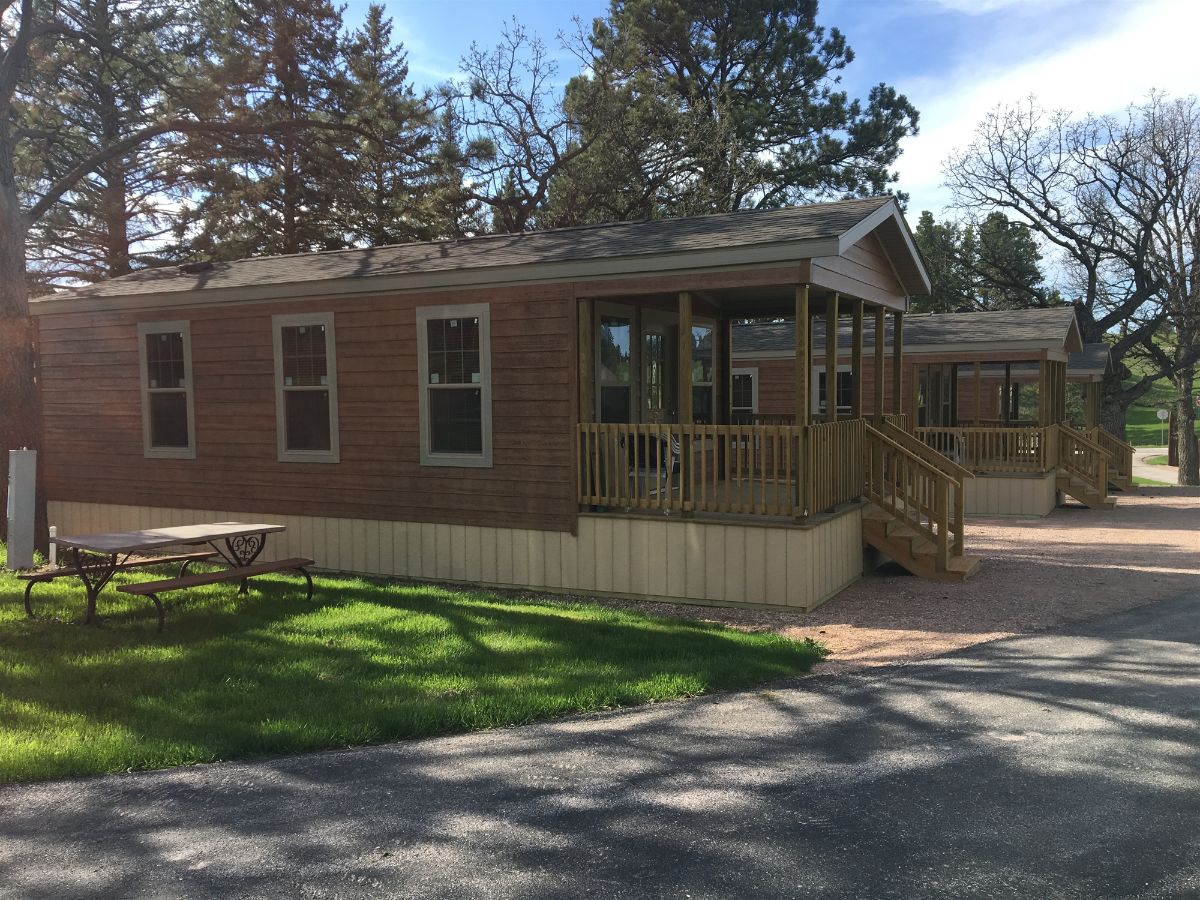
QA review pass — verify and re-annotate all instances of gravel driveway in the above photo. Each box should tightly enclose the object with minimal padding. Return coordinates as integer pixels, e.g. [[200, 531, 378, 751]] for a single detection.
[[597, 491, 1199, 672]]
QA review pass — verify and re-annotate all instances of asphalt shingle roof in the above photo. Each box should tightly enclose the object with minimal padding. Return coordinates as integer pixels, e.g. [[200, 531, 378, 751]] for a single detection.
[[733, 307, 1080, 354], [44, 196, 894, 302]]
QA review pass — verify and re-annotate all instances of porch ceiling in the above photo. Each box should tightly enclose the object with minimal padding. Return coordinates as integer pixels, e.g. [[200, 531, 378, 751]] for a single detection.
[[614, 283, 897, 319]]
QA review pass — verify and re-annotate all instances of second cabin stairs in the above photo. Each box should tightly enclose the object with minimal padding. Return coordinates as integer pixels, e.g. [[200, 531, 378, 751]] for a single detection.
[[1055, 425, 1117, 510], [861, 423, 982, 581]]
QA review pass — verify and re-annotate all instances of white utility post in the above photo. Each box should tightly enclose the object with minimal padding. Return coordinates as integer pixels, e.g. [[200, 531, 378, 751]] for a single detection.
[[1157, 408, 1169, 446], [6, 449, 37, 570]]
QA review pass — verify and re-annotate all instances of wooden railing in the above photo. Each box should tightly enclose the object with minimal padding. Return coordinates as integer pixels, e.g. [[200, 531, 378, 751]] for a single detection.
[[733, 413, 797, 426], [883, 413, 909, 432], [864, 424, 962, 568], [1088, 427, 1134, 485], [879, 421, 975, 484], [914, 426, 1053, 472], [577, 419, 865, 519], [1057, 425, 1110, 492], [805, 419, 865, 516]]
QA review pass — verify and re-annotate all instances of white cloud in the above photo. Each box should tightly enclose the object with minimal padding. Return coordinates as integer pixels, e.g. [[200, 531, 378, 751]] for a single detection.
[[897, 0, 1200, 215]]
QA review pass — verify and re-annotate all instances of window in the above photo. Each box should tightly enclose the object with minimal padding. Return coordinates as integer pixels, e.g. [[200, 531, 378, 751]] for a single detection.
[[138, 321, 196, 458], [691, 323, 714, 424], [813, 365, 853, 416], [273, 313, 339, 463], [417, 303, 492, 467], [731, 367, 758, 423]]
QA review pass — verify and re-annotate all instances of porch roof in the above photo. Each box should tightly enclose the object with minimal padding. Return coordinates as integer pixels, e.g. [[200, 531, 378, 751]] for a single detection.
[[732, 307, 1084, 358], [32, 196, 928, 315]]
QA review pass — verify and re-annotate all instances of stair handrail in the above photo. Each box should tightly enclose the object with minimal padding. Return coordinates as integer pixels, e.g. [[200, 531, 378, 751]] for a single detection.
[[1056, 424, 1111, 496], [1088, 426, 1135, 483], [864, 424, 962, 571], [878, 420, 975, 482]]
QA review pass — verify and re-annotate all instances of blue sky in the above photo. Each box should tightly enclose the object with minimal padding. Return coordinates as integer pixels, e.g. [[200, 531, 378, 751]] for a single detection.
[[345, 0, 1200, 216]]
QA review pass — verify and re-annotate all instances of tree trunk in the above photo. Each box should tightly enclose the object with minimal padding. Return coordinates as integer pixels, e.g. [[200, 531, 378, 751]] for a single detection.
[[1099, 371, 1128, 439], [0, 132, 46, 547], [1174, 359, 1198, 485]]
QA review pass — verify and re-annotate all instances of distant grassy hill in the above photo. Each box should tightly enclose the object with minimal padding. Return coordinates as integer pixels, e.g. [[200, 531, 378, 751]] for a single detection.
[[1124, 372, 1199, 447]]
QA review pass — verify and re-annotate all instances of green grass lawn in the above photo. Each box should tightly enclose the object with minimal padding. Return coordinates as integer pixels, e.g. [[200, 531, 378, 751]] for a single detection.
[[1143, 454, 1170, 466], [0, 545, 824, 784], [1124, 404, 1200, 448], [1132, 475, 1173, 487]]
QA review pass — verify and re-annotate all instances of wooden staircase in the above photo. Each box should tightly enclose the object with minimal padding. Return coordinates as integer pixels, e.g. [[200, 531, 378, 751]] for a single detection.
[[1088, 427, 1135, 492], [1055, 425, 1117, 509], [862, 423, 982, 581]]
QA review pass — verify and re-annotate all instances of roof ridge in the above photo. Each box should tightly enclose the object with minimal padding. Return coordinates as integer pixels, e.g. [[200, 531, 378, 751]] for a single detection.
[[98, 195, 898, 279]]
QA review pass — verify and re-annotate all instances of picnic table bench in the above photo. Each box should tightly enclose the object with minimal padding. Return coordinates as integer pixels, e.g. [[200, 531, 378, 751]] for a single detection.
[[17, 550, 217, 618], [120, 557, 314, 631], [29, 522, 314, 631]]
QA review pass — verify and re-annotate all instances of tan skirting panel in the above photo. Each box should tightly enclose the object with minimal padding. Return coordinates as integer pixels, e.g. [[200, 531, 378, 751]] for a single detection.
[[963, 472, 1057, 517], [46, 502, 863, 613]]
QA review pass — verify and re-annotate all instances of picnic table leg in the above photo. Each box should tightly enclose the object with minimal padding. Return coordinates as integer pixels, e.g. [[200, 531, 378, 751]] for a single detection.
[[23, 581, 36, 618], [70, 549, 119, 626], [224, 534, 267, 596]]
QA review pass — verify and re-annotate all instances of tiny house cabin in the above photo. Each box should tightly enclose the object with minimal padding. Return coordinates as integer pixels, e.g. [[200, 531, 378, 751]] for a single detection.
[[33, 197, 989, 612]]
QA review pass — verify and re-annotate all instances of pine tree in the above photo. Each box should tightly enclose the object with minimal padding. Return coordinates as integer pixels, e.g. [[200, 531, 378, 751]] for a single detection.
[[185, 0, 353, 258], [18, 0, 199, 289], [340, 4, 436, 245]]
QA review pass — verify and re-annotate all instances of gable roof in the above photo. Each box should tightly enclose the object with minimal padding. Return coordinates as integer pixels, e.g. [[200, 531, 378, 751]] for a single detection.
[[733, 307, 1083, 356], [1068, 342, 1113, 378], [31, 196, 927, 314]]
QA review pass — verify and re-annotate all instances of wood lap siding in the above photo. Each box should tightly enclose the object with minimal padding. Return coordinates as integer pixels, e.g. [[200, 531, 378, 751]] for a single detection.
[[37, 285, 578, 533], [810, 235, 904, 306]]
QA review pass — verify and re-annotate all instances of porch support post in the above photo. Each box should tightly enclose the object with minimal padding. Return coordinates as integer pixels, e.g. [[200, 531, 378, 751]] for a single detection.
[[678, 292, 693, 426], [825, 292, 840, 422], [974, 361, 982, 426], [1086, 381, 1100, 428], [578, 296, 594, 422], [850, 298, 864, 419], [891, 310, 904, 416], [873, 306, 885, 423], [1038, 357, 1049, 426], [795, 284, 810, 425], [715, 315, 730, 425]]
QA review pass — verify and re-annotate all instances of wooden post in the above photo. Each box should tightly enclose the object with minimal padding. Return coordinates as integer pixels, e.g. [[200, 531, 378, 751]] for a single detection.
[[850, 298, 864, 419], [578, 297, 594, 423], [1037, 357, 1049, 426], [715, 316, 730, 425], [873, 306, 885, 423], [678, 292, 693, 426], [825, 292, 839, 422], [1086, 381, 1100, 428], [974, 361, 982, 426], [891, 310, 904, 416], [795, 285, 810, 426]]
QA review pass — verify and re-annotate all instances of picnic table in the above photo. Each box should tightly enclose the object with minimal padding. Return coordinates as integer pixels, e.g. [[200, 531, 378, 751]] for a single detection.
[[22, 522, 314, 630]]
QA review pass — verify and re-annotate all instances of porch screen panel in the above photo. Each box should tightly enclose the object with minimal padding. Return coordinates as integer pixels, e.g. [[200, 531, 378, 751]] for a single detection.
[[599, 315, 632, 423], [691, 324, 713, 424]]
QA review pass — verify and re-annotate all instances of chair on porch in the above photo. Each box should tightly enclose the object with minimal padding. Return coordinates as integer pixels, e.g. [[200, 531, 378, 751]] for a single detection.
[[624, 430, 681, 506]]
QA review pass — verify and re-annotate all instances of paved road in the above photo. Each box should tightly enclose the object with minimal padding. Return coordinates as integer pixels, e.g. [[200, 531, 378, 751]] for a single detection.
[[2, 594, 1199, 899], [1133, 446, 1179, 483]]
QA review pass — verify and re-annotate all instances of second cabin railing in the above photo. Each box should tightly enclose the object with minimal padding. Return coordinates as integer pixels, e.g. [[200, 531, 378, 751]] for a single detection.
[[1088, 426, 1134, 485], [863, 424, 963, 568], [577, 419, 865, 518], [1057, 424, 1110, 491], [913, 426, 1053, 472]]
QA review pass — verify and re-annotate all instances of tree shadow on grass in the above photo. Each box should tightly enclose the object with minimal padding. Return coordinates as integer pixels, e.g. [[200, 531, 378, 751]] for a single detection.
[[0, 569, 824, 784]]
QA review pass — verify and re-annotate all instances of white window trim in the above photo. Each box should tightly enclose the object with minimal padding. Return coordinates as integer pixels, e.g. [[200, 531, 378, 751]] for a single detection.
[[417, 302, 493, 468], [137, 320, 196, 460], [272, 312, 340, 464], [731, 366, 759, 414], [811, 364, 853, 414]]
